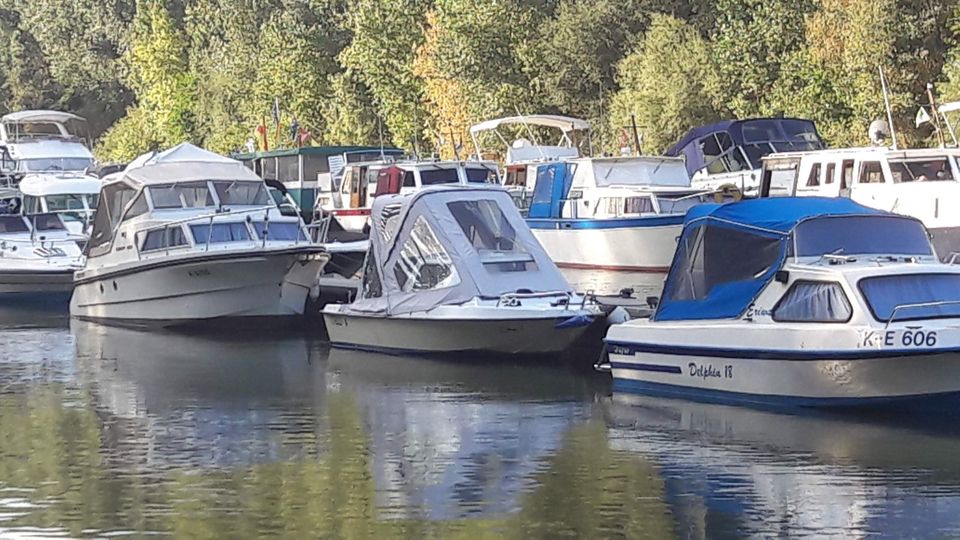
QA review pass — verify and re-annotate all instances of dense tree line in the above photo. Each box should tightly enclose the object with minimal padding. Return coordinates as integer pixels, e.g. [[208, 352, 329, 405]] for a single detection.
[[1, 0, 958, 161]]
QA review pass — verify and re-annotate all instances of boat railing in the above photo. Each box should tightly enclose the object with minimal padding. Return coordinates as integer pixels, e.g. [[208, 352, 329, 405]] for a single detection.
[[131, 205, 299, 260], [885, 300, 960, 328], [947, 252, 960, 265], [305, 214, 333, 244]]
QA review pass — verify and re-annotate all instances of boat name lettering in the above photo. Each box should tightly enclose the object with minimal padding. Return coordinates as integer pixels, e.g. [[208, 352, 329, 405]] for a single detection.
[[745, 306, 771, 318], [188, 269, 211, 277], [860, 330, 938, 348], [900, 329, 937, 347], [610, 345, 631, 356], [688, 362, 733, 379]]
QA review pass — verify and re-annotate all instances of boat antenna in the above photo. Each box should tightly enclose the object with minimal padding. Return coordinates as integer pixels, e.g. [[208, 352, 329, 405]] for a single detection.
[[926, 82, 947, 148], [378, 115, 385, 159], [878, 65, 899, 150], [630, 113, 642, 155], [513, 106, 547, 161]]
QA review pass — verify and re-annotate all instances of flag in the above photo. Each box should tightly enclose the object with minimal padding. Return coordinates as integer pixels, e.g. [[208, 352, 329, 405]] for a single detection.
[[298, 129, 311, 147], [256, 122, 269, 151], [916, 107, 932, 127], [289, 117, 300, 142]]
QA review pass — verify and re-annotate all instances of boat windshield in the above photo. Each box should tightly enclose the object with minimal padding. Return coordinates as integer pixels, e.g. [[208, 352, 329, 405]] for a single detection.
[[20, 157, 93, 172], [149, 182, 215, 209], [447, 199, 536, 272], [28, 213, 66, 231], [889, 158, 955, 182], [419, 169, 461, 185], [213, 181, 270, 205], [0, 215, 28, 233], [464, 166, 498, 183], [860, 274, 960, 322], [45, 193, 95, 212], [794, 216, 933, 258]]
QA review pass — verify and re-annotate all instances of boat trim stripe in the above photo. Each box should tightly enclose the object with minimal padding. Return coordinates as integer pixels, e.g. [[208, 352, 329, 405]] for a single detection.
[[526, 215, 683, 230], [604, 339, 960, 360], [610, 361, 681, 374]]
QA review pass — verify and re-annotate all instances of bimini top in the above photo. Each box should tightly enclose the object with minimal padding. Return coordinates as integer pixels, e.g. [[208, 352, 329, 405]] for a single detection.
[[1, 110, 85, 124], [346, 185, 573, 316], [119, 142, 260, 185], [655, 197, 934, 321], [469, 115, 591, 135]]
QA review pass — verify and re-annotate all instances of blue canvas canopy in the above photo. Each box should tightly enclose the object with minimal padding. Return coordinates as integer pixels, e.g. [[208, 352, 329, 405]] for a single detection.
[[654, 197, 918, 321]]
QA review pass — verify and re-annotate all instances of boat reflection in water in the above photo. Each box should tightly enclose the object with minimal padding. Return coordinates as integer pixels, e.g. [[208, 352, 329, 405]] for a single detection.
[[605, 394, 960, 538]]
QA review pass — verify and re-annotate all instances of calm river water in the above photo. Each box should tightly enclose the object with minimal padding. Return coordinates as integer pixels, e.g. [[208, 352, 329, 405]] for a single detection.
[[3, 274, 960, 538]]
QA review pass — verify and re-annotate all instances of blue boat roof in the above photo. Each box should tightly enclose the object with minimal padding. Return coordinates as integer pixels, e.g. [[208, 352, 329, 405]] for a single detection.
[[683, 197, 886, 235]]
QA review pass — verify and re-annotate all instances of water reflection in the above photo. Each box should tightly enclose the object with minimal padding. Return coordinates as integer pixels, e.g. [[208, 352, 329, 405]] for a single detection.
[[605, 394, 960, 538], [561, 268, 666, 298]]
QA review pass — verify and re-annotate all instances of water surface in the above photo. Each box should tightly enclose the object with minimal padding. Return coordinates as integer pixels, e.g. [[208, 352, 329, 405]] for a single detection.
[[1, 301, 959, 538]]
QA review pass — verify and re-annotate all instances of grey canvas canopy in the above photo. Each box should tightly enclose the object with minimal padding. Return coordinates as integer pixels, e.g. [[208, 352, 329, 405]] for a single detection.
[[346, 185, 574, 316]]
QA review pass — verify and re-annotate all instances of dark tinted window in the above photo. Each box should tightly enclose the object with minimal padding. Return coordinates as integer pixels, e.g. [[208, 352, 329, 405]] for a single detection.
[[252, 222, 306, 241], [419, 169, 460, 185], [0, 216, 28, 233], [190, 222, 250, 244], [795, 216, 933, 257], [860, 274, 960, 322]]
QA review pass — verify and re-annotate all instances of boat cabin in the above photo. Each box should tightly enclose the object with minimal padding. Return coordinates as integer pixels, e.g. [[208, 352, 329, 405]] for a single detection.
[[233, 145, 403, 214], [346, 185, 574, 316], [527, 156, 705, 220], [0, 212, 83, 262], [0, 111, 94, 180], [654, 197, 944, 325], [85, 144, 309, 264], [18, 174, 102, 234], [666, 118, 824, 197], [759, 147, 960, 258]]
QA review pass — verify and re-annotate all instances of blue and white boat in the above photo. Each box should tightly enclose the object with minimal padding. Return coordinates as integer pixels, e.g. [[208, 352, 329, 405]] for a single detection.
[[666, 118, 825, 198], [525, 157, 709, 272], [606, 197, 960, 406]]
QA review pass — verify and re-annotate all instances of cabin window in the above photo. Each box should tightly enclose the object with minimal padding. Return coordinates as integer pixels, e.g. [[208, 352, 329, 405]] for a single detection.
[[465, 167, 498, 183], [277, 156, 300, 181], [860, 274, 960, 322], [262, 157, 277, 180], [824, 163, 836, 185], [772, 281, 852, 323], [149, 182, 214, 209], [121, 192, 149, 222], [448, 199, 536, 272], [841, 160, 854, 189], [301, 155, 328, 183], [252, 221, 306, 241], [44, 194, 86, 212], [605, 198, 624, 216], [393, 216, 459, 292], [361, 251, 382, 298], [889, 158, 953, 182], [657, 195, 704, 214], [624, 197, 655, 214], [22, 195, 41, 214], [858, 161, 884, 184], [189, 222, 251, 245], [420, 169, 459, 185], [0, 216, 28, 233], [140, 226, 189, 252], [214, 181, 270, 206], [806, 163, 822, 187], [402, 171, 416, 187]]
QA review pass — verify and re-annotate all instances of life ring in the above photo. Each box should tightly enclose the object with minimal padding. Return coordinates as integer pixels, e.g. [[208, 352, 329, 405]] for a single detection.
[[713, 184, 743, 203]]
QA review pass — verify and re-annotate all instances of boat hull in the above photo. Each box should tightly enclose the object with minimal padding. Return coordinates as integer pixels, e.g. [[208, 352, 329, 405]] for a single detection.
[[528, 219, 681, 271], [71, 250, 326, 325], [607, 342, 960, 406], [0, 268, 76, 296], [324, 311, 592, 356]]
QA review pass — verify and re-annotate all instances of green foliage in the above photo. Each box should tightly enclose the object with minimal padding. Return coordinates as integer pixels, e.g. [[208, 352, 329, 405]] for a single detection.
[[608, 14, 724, 153]]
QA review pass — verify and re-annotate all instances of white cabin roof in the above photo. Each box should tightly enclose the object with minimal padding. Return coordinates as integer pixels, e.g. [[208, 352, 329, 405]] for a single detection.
[[8, 139, 94, 160], [1, 110, 85, 124], [469, 115, 591, 135], [18, 174, 102, 196], [119, 143, 261, 186], [762, 146, 960, 163], [569, 156, 691, 188]]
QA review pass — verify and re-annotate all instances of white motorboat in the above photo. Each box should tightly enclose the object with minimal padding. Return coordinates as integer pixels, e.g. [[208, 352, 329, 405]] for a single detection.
[[314, 159, 501, 232], [525, 157, 710, 272], [0, 213, 84, 298], [606, 197, 960, 406], [18, 173, 102, 237], [323, 185, 601, 356], [760, 146, 960, 259], [70, 143, 329, 326]]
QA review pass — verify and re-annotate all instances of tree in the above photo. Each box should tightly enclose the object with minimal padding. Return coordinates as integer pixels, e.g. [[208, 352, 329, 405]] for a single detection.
[[608, 14, 725, 153]]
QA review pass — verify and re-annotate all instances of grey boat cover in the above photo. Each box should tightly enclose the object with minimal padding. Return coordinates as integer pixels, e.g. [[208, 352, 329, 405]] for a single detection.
[[345, 185, 574, 316]]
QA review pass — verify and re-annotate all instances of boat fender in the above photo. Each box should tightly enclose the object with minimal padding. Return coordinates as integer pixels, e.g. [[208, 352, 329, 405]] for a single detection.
[[555, 313, 593, 329], [606, 306, 630, 325]]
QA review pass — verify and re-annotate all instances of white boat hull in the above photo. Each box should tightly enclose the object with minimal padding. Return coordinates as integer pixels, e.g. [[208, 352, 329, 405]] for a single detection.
[[323, 308, 593, 356], [71, 249, 326, 325], [0, 268, 76, 296], [529, 221, 681, 271], [607, 341, 960, 406]]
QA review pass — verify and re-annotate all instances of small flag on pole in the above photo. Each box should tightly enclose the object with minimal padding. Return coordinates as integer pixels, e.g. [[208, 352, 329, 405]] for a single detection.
[[916, 107, 932, 127]]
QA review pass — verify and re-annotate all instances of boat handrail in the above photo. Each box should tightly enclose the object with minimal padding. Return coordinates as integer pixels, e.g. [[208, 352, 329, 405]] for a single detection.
[[947, 252, 960, 265], [304, 214, 333, 243], [885, 300, 960, 328], [135, 205, 278, 235]]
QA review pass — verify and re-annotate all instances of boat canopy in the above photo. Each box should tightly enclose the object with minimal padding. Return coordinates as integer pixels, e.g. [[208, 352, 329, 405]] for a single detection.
[[1, 110, 85, 124], [569, 156, 690, 188], [468, 115, 591, 135], [120, 142, 260, 185], [346, 185, 573, 316], [655, 198, 931, 321]]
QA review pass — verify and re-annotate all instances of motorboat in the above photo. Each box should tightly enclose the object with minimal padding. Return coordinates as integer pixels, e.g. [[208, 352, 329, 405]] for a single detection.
[[0, 212, 84, 298], [70, 143, 329, 326], [666, 118, 825, 198], [314, 158, 501, 232], [0, 110, 95, 177], [605, 197, 960, 406], [469, 114, 591, 210], [18, 173, 102, 237], [323, 185, 601, 356], [760, 146, 960, 260], [525, 157, 710, 272]]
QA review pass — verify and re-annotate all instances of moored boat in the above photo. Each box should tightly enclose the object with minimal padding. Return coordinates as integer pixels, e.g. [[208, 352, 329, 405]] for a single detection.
[[606, 197, 960, 406], [323, 184, 600, 356], [0, 212, 84, 299], [70, 143, 329, 326]]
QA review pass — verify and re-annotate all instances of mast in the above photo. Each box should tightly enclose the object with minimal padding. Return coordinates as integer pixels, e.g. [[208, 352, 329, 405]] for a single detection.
[[878, 66, 899, 150]]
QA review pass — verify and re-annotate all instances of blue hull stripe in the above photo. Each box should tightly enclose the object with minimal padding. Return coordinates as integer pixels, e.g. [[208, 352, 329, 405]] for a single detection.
[[526, 215, 684, 230], [610, 361, 681, 374], [612, 378, 960, 408], [605, 339, 960, 361]]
